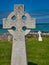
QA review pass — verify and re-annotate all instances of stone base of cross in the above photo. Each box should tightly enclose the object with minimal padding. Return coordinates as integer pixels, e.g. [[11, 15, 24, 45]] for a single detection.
[[3, 4, 36, 65]]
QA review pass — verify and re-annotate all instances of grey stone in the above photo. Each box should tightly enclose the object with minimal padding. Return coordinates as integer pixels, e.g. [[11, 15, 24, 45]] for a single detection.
[[3, 4, 36, 65]]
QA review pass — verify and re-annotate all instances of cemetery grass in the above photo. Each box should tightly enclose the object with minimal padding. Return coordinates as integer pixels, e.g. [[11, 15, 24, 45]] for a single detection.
[[0, 36, 49, 65], [0, 41, 12, 65], [26, 36, 49, 65]]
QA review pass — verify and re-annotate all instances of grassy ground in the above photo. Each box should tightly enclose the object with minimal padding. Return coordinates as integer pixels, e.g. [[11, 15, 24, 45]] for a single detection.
[[0, 36, 49, 65], [26, 36, 49, 65], [0, 41, 12, 65]]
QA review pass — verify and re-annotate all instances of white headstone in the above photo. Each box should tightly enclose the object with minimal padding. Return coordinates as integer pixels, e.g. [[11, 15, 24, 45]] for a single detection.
[[38, 31, 42, 41], [3, 4, 36, 65]]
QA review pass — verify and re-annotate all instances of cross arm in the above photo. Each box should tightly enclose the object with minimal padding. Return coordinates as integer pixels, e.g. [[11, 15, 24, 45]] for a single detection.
[[22, 13, 36, 29], [3, 18, 15, 29]]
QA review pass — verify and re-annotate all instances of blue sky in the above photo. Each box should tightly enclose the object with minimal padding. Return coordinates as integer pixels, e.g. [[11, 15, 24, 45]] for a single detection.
[[0, 0, 49, 24], [0, 0, 49, 12]]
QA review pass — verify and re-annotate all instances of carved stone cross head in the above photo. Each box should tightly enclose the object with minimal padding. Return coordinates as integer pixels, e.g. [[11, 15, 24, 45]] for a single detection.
[[3, 4, 36, 35]]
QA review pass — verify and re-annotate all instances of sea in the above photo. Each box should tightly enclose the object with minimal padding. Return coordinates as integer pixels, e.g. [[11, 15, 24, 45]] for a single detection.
[[0, 23, 49, 34]]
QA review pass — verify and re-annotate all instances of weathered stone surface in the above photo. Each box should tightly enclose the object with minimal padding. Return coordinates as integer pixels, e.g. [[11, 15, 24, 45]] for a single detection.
[[3, 4, 36, 65]]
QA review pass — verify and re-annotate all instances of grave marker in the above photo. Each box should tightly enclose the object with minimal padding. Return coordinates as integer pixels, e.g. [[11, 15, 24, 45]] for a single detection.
[[3, 4, 36, 65], [38, 31, 42, 41]]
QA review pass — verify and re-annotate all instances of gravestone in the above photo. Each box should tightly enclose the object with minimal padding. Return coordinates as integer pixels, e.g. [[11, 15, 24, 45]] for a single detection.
[[38, 31, 42, 41], [3, 4, 36, 65]]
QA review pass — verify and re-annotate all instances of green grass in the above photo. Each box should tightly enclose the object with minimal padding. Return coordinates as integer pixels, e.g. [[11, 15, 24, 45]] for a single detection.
[[0, 36, 49, 65], [0, 41, 12, 65], [26, 36, 49, 65]]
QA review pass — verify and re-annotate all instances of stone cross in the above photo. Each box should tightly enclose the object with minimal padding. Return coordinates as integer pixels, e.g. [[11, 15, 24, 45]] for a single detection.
[[38, 31, 42, 41], [3, 4, 36, 65]]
